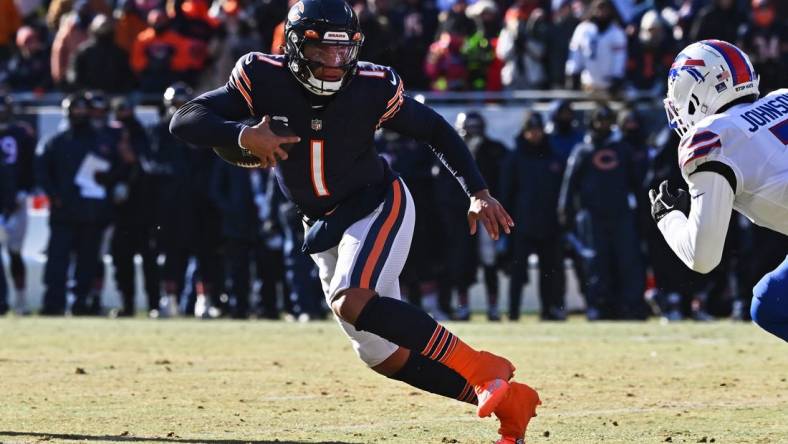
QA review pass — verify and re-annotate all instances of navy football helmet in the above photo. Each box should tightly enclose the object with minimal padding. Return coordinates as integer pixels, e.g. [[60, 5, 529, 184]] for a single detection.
[[284, 0, 364, 96]]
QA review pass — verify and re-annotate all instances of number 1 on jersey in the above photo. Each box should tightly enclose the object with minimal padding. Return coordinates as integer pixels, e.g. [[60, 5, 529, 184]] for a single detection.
[[310, 139, 330, 197]]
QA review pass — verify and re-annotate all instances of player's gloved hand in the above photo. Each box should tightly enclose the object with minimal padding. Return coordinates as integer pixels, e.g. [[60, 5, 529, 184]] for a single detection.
[[239, 115, 301, 168], [468, 189, 514, 241], [648, 180, 690, 223]]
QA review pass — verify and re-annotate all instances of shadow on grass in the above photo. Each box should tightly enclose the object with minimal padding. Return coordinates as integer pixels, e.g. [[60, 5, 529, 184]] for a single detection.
[[0, 431, 360, 444]]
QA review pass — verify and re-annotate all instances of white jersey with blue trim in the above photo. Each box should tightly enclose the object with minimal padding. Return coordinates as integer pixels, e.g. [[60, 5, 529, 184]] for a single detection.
[[679, 88, 788, 235]]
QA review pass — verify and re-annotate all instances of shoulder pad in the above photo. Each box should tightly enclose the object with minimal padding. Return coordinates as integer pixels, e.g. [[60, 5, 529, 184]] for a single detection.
[[250, 52, 286, 68], [357, 63, 404, 91], [356, 61, 391, 78], [679, 121, 724, 175], [228, 52, 282, 116], [356, 63, 404, 128]]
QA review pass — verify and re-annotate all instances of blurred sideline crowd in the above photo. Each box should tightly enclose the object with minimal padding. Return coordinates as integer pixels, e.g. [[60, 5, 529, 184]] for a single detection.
[[1, 86, 787, 322], [0, 0, 785, 96], [0, 0, 785, 321]]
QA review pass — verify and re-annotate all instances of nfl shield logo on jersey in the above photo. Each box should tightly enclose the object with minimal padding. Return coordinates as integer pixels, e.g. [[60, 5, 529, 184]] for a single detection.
[[311, 118, 322, 131]]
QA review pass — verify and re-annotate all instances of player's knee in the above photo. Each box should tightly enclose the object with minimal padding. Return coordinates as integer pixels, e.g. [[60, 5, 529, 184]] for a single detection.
[[330, 287, 376, 324], [750, 274, 784, 329], [370, 346, 409, 376]]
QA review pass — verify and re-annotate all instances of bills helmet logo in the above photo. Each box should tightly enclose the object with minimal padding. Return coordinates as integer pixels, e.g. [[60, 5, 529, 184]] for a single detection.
[[669, 56, 707, 83]]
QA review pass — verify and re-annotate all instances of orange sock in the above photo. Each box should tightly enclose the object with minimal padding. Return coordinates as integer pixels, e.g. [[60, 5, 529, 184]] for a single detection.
[[420, 325, 513, 385]]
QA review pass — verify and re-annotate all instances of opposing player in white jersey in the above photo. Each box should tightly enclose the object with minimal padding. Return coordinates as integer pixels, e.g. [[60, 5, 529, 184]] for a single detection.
[[649, 39, 788, 342]]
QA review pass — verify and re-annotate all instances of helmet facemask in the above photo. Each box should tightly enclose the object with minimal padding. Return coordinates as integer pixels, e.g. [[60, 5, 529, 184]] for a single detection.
[[286, 29, 364, 96], [665, 40, 760, 138]]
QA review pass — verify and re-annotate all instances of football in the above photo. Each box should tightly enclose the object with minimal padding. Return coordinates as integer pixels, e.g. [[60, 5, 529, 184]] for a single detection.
[[212, 117, 297, 168]]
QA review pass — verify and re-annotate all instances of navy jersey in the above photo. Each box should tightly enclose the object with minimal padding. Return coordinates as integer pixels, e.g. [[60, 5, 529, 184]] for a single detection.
[[0, 122, 36, 194], [171, 53, 486, 219]]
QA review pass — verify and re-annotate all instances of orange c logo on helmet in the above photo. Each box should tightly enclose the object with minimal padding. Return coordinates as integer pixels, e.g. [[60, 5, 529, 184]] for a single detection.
[[288, 1, 304, 22], [592, 149, 619, 170]]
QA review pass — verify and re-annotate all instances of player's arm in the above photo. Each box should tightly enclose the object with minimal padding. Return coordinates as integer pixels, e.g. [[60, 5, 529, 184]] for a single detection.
[[169, 85, 251, 149], [650, 168, 735, 274], [382, 96, 487, 195], [169, 54, 299, 167], [382, 95, 513, 239]]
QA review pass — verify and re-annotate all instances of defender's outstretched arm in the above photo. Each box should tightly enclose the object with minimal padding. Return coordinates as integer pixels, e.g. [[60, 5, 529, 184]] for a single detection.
[[655, 171, 735, 274]]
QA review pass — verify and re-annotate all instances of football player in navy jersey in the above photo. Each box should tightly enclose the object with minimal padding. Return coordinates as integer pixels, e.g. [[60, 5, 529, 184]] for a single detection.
[[170, 1, 539, 441], [0, 95, 35, 315]]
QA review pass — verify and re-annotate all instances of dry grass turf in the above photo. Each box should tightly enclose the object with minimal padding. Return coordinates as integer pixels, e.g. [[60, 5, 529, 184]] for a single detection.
[[0, 316, 786, 444]]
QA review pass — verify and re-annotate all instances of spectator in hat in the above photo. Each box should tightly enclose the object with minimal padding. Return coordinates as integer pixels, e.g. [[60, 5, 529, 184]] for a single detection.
[[566, 0, 627, 94], [625, 9, 677, 95], [454, 111, 507, 320], [131, 9, 205, 93], [546, 99, 584, 161], [496, 1, 549, 89], [2, 26, 52, 92], [68, 14, 135, 92], [559, 104, 646, 320], [501, 111, 567, 321], [546, 0, 579, 89]]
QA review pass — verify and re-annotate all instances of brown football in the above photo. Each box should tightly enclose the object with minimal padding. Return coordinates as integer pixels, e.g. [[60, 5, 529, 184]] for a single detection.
[[212, 117, 297, 168]]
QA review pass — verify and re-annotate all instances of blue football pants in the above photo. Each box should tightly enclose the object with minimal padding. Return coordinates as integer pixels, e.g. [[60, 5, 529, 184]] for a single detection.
[[751, 254, 788, 342]]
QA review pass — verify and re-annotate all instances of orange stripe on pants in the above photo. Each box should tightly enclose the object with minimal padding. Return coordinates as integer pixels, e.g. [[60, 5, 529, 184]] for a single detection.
[[359, 181, 402, 288]]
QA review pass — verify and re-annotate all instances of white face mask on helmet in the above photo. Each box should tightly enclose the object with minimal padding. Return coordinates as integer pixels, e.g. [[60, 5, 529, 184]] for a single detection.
[[664, 39, 760, 137]]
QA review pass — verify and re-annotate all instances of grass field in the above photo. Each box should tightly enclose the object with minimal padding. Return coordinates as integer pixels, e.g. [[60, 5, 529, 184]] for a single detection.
[[1, 316, 786, 444]]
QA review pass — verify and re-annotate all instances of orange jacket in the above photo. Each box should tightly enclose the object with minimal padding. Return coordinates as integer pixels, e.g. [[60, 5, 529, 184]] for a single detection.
[[0, 0, 21, 47], [114, 11, 147, 53], [131, 28, 206, 73]]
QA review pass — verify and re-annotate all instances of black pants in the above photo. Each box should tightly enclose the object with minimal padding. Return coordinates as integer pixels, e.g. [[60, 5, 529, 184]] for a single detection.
[[224, 238, 287, 317], [509, 234, 565, 319], [42, 220, 103, 313], [258, 243, 287, 317], [111, 223, 161, 312], [584, 215, 647, 320], [224, 238, 255, 317]]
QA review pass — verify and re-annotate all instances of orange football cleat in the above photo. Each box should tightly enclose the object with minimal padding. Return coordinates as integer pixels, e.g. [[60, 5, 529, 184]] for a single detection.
[[476, 378, 510, 418], [493, 381, 541, 443], [467, 351, 516, 417]]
